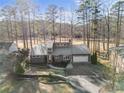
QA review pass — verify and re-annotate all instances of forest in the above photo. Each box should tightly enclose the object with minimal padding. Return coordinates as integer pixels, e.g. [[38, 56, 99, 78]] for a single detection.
[[0, 0, 124, 53]]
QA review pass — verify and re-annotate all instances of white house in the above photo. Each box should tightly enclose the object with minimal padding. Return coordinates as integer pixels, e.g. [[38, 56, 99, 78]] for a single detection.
[[30, 41, 91, 66], [0, 42, 18, 54]]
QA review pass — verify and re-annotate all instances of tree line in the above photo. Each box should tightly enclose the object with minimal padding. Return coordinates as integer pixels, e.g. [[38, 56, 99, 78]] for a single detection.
[[77, 0, 124, 53], [0, 0, 74, 49], [0, 0, 124, 54]]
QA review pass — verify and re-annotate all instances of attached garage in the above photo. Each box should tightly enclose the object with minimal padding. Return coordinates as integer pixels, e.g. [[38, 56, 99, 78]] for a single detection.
[[72, 45, 90, 63], [73, 55, 89, 63]]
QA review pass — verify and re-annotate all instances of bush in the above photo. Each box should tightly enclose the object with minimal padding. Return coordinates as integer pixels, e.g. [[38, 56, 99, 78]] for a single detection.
[[15, 63, 25, 74], [91, 52, 98, 64], [14, 48, 30, 74], [24, 58, 30, 69], [17, 48, 29, 61]]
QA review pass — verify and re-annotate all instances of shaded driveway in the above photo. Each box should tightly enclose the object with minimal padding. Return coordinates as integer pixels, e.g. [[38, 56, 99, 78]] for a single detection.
[[66, 63, 108, 93]]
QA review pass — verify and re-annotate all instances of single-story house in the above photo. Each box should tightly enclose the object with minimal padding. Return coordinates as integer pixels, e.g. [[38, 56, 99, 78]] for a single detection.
[[30, 41, 91, 66], [109, 46, 124, 73], [0, 42, 18, 54]]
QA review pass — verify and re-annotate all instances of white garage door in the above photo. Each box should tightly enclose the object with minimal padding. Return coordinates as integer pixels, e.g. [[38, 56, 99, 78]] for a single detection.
[[73, 56, 88, 63]]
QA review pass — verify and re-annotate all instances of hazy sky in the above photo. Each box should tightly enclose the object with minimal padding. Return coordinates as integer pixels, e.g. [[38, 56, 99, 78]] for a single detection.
[[0, 0, 117, 11], [0, 0, 77, 10], [0, 0, 118, 22]]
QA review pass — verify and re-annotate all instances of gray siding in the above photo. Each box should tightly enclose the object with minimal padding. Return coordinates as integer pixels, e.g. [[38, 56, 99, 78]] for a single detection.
[[30, 55, 47, 65]]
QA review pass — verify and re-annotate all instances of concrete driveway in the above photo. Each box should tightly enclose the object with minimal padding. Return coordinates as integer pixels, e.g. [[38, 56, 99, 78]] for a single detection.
[[66, 63, 108, 93], [68, 75, 107, 93]]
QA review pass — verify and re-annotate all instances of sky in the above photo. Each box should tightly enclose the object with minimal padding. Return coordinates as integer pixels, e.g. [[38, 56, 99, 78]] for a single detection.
[[34, 0, 77, 9], [0, 0, 118, 22], [0, 0, 77, 11], [0, 0, 118, 11], [0, 0, 79, 22], [33, 0, 78, 16], [0, 0, 118, 12]]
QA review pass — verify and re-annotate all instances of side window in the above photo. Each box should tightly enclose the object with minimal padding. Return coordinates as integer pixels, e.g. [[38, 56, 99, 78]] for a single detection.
[[63, 56, 70, 60], [33, 56, 36, 58], [66, 56, 68, 60], [55, 56, 58, 60], [66, 56, 70, 60], [32, 56, 39, 58], [63, 56, 66, 60], [55, 56, 59, 61]]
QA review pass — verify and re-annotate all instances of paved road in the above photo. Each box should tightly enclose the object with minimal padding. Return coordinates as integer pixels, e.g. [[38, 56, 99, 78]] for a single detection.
[[68, 75, 107, 93]]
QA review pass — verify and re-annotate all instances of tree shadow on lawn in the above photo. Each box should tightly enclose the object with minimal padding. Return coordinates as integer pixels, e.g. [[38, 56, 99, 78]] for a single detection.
[[0, 73, 86, 93], [0, 75, 43, 93], [87, 64, 109, 86], [66, 63, 108, 86]]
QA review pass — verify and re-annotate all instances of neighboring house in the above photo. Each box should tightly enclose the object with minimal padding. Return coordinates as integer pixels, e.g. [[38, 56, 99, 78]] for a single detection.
[[30, 41, 91, 66], [0, 42, 18, 71], [0, 42, 18, 54], [109, 46, 124, 73]]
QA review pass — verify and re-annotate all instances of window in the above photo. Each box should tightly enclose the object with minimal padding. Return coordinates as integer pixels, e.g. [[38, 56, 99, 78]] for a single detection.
[[63, 56, 66, 60], [63, 56, 70, 60], [55, 56, 58, 60], [32, 56, 36, 58], [48, 48, 51, 51], [49, 55, 52, 60], [48, 48, 52, 53], [32, 55, 41, 58]]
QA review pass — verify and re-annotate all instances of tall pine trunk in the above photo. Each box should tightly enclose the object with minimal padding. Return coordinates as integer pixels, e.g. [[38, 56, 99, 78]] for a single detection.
[[21, 12, 26, 48], [14, 14, 18, 47], [28, 12, 32, 49]]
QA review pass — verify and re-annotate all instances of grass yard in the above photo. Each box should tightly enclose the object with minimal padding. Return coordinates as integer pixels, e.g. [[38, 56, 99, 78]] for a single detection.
[[0, 53, 82, 93], [0, 78, 82, 93]]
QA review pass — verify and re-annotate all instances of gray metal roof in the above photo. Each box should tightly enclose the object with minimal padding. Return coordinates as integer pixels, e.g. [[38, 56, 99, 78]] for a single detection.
[[30, 43, 90, 56], [0, 42, 13, 50], [52, 44, 90, 55], [30, 44, 47, 55]]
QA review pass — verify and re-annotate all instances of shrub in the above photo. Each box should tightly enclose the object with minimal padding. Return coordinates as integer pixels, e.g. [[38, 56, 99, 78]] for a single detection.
[[24, 59, 30, 69], [91, 52, 97, 64], [15, 63, 25, 74], [14, 48, 30, 74]]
